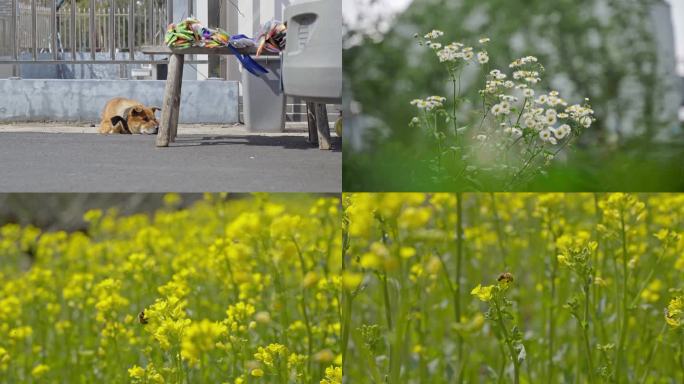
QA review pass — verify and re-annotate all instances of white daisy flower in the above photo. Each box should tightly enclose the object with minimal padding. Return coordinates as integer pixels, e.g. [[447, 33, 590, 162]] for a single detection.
[[424, 30, 444, 39], [580, 116, 592, 128], [554, 124, 571, 139], [511, 128, 523, 139], [539, 129, 557, 145], [544, 113, 557, 125], [477, 51, 489, 64], [523, 89, 535, 98], [479, 37, 491, 44]]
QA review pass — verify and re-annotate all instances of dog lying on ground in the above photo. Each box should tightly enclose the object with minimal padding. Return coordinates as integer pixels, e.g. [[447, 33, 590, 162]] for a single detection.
[[98, 98, 161, 134]]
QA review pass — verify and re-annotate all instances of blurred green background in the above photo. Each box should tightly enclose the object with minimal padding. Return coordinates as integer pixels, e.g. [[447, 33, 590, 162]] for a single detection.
[[343, 0, 684, 191], [0, 194, 202, 231], [0, 194, 339, 232]]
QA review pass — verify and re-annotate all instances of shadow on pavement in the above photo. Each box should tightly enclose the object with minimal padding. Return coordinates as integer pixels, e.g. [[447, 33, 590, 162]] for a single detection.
[[171, 135, 343, 152]]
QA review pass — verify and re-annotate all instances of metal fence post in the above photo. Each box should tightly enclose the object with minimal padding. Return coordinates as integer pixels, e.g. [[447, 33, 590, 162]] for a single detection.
[[70, 0, 76, 61], [167, 0, 173, 26], [127, 0, 134, 78], [11, 0, 18, 76], [50, 0, 56, 60], [208, 0, 219, 78], [89, 0, 95, 60], [31, 0, 36, 61], [109, 0, 115, 60]]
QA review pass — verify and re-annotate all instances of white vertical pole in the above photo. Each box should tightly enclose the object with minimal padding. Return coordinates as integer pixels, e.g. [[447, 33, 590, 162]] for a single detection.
[[259, 0, 275, 26], [237, 0, 254, 37], [225, 0, 240, 82], [196, 0, 208, 79]]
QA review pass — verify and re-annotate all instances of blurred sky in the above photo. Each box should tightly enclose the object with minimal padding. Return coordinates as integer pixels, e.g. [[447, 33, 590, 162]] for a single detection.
[[344, 0, 684, 75]]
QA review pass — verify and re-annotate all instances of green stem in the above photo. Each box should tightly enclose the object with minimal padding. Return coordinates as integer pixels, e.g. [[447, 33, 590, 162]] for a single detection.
[[300, 294, 314, 381], [293, 236, 314, 380], [616, 209, 629, 382], [456, 193, 464, 374], [497, 341, 507, 384], [582, 283, 595, 383], [489, 193, 507, 267], [452, 75, 458, 140], [341, 228, 352, 370], [638, 324, 666, 384], [381, 272, 392, 331], [547, 227, 559, 382], [493, 298, 520, 384]]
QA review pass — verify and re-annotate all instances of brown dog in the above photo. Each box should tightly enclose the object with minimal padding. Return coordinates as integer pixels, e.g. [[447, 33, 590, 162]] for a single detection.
[[99, 98, 161, 134]]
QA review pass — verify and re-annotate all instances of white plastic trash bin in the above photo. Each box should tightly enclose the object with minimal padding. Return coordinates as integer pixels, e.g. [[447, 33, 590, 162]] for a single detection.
[[283, 0, 342, 103], [243, 55, 286, 132]]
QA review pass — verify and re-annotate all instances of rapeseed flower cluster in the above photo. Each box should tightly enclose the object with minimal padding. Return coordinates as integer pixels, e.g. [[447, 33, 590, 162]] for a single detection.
[[0, 194, 341, 383], [343, 193, 684, 383]]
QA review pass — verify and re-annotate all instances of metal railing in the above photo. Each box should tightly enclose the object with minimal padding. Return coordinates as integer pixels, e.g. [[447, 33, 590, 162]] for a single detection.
[[12, 3, 167, 53], [0, 0, 197, 65]]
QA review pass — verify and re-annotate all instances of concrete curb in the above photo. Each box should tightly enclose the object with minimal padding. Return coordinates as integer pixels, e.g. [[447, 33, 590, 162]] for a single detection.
[[0, 123, 335, 137]]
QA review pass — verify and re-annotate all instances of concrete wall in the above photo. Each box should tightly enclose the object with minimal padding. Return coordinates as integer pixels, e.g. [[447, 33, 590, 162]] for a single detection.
[[0, 79, 239, 124]]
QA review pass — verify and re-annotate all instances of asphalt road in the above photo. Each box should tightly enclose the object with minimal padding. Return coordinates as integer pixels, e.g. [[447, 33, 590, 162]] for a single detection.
[[0, 133, 341, 192]]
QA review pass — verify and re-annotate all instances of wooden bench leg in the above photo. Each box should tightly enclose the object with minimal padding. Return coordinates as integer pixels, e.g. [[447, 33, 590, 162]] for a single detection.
[[315, 103, 331, 150], [156, 53, 184, 147], [306, 102, 318, 145]]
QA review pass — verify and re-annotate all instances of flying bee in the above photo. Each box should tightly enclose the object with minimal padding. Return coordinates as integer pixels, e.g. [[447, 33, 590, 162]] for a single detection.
[[497, 272, 514, 284], [138, 310, 148, 325]]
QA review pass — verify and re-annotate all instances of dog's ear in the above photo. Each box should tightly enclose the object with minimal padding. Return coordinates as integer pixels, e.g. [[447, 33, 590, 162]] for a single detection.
[[110, 116, 131, 134], [131, 105, 144, 116], [150, 106, 161, 114]]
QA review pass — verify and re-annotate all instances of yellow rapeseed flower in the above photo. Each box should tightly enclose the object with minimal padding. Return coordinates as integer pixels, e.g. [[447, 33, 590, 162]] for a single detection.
[[31, 364, 49, 378], [254, 343, 289, 368], [471, 284, 494, 302], [181, 319, 227, 365], [341, 272, 363, 290], [320, 365, 342, 384], [665, 296, 683, 328], [128, 365, 145, 379]]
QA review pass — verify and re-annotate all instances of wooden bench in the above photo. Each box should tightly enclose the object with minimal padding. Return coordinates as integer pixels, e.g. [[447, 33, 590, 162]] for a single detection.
[[141, 46, 332, 150]]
